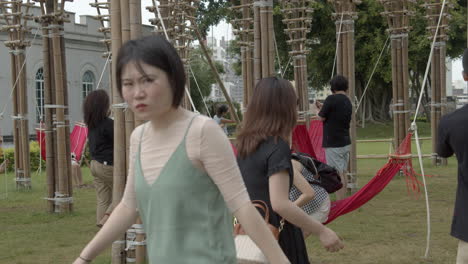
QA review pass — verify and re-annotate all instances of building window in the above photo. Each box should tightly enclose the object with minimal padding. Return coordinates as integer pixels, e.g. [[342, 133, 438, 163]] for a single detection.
[[82, 71, 95, 98], [35, 68, 44, 123]]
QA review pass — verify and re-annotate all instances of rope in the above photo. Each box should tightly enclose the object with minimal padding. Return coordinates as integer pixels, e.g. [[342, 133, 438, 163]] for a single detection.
[[410, 0, 447, 258], [331, 12, 344, 79], [281, 56, 292, 78], [153, 0, 169, 41], [96, 52, 111, 90], [355, 36, 390, 113], [189, 66, 211, 117], [0, 28, 41, 118], [273, 30, 282, 74]]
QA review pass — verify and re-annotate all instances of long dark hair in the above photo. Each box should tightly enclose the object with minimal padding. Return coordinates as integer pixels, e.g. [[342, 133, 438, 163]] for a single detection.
[[115, 35, 186, 107], [236, 77, 297, 158], [83, 89, 110, 130]]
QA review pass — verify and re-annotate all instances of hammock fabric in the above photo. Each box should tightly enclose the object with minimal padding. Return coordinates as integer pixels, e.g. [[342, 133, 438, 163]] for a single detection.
[[36, 122, 88, 163], [291, 121, 422, 224]]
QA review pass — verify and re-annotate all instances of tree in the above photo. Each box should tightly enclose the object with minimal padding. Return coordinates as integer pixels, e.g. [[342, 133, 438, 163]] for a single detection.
[[196, 0, 467, 122], [303, 0, 466, 122]]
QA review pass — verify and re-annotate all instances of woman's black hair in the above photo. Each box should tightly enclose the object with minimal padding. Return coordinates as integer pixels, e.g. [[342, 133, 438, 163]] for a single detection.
[[330, 75, 348, 93], [216, 104, 229, 116], [83, 89, 110, 130], [116, 35, 186, 107]]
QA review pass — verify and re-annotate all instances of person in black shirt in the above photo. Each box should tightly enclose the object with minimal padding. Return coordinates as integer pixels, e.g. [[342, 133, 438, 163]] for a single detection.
[[317, 75, 352, 200], [236, 77, 343, 263], [436, 48, 468, 263], [83, 89, 114, 227]]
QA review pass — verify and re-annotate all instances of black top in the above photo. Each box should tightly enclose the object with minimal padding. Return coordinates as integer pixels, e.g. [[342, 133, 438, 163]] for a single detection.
[[318, 93, 352, 148], [88, 117, 114, 165], [237, 137, 310, 264], [437, 105, 468, 243]]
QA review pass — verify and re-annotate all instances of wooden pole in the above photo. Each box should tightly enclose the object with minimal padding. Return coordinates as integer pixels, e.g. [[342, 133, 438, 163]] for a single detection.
[[110, 0, 126, 262], [253, 3, 261, 85], [41, 19, 56, 212], [380, 0, 413, 147], [51, 17, 71, 212], [425, 0, 450, 166], [267, 5, 275, 76]]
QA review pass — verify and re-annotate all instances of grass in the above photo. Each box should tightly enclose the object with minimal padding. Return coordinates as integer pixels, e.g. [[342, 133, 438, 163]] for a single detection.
[[0, 121, 459, 264]]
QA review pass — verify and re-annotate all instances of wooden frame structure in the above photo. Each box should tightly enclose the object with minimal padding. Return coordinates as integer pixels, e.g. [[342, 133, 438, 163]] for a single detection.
[[253, 0, 275, 84], [281, 0, 314, 125], [230, 0, 254, 107], [380, 0, 414, 148], [0, 0, 33, 190], [35, 0, 73, 213], [91, 0, 143, 262], [424, 0, 451, 166], [329, 0, 360, 192]]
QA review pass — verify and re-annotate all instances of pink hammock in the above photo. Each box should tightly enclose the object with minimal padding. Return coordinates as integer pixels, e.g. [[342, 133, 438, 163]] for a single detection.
[[36, 122, 88, 163]]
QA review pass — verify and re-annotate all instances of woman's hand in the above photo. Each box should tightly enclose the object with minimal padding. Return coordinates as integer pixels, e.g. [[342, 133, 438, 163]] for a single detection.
[[318, 227, 344, 252]]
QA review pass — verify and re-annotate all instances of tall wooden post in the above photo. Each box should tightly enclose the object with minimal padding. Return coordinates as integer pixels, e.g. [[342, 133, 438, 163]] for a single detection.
[[424, 0, 450, 166], [281, 0, 314, 125], [231, 0, 254, 109], [35, 0, 73, 212], [329, 0, 360, 193], [0, 0, 33, 190], [380, 0, 414, 148], [253, 0, 275, 84]]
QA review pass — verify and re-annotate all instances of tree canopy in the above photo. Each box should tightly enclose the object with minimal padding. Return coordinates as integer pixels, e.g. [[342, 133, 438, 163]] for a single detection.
[[196, 0, 467, 121]]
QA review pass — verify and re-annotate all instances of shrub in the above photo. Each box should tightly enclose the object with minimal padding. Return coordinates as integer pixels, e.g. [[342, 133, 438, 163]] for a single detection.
[[1, 141, 47, 172]]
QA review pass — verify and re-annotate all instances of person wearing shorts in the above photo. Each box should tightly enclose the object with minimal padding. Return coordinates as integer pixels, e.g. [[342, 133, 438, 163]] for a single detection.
[[317, 75, 352, 200], [436, 48, 468, 264]]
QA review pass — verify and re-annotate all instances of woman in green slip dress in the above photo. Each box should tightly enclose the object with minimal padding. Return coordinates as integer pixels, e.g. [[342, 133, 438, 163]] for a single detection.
[[73, 35, 290, 264]]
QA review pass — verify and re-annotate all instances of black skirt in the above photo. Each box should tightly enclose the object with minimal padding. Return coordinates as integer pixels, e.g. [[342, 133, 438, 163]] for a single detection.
[[279, 221, 310, 264]]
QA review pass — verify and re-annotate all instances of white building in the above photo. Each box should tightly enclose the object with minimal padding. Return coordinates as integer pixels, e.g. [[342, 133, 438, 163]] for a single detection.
[[0, 7, 152, 139], [204, 36, 243, 103]]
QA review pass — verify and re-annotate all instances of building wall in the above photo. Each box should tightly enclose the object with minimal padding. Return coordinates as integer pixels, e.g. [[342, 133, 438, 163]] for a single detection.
[[0, 7, 110, 138]]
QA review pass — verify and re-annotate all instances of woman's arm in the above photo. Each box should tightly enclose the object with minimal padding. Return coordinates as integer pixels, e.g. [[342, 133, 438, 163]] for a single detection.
[[291, 160, 315, 208], [197, 119, 289, 263], [233, 203, 291, 264], [269, 170, 343, 252], [220, 118, 236, 124], [73, 202, 138, 263], [74, 125, 142, 263]]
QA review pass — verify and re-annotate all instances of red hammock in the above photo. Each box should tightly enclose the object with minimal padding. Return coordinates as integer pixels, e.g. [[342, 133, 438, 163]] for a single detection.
[[291, 121, 422, 224], [292, 120, 326, 163], [36, 122, 88, 163]]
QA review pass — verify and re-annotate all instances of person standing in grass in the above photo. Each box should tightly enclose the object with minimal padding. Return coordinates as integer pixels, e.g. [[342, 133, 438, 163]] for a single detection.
[[83, 89, 114, 228], [436, 48, 468, 264], [315, 75, 352, 200], [73, 35, 290, 264]]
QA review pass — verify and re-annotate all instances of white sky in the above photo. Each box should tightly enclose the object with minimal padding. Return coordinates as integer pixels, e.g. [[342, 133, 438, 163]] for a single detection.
[[65, 0, 464, 81]]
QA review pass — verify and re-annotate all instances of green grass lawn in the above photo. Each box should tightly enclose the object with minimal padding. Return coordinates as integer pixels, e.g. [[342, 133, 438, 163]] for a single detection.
[[0, 121, 460, 264]]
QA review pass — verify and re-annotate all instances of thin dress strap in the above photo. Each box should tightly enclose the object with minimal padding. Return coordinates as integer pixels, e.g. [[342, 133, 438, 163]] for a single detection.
[[138, 123, 147, 152], [183, 114, 199, 140]]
